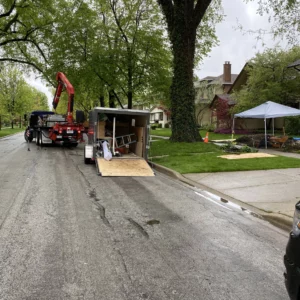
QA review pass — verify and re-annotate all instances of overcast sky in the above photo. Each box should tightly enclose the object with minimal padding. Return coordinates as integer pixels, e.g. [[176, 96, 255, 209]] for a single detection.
[[26, 0, 288, 107], [196, 0, 288, 78]]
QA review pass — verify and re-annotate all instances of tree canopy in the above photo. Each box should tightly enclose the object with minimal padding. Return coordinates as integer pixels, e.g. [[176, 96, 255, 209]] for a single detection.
[[1, 0, 174, 111], [232, 46, 300, 113], [1, 0, 223, 141], [0, 64, 49, 127]]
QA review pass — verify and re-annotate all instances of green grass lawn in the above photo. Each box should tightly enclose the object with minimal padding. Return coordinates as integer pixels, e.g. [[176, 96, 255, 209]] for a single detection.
[[0, 127, 24, 138], [149, 139, 300, 174], [150, 128, 242, 141]]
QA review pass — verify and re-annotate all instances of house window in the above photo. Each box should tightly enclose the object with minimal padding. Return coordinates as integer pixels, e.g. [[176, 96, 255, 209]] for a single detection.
[[159, 112, 163, 121]]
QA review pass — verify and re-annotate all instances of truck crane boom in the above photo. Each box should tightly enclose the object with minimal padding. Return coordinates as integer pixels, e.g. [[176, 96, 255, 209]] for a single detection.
[[52, 72, 74, 123]]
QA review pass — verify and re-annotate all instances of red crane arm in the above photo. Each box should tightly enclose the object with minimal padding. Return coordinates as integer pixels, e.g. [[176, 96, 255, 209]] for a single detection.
[[52, 72, 74, 123]]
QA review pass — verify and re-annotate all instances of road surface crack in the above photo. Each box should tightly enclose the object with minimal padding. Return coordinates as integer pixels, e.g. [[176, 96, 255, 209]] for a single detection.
[[126, 218, 149, 239]]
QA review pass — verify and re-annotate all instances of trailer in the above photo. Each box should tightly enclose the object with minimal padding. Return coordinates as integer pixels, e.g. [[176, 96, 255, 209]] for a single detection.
[[84, 107, 154, 177]]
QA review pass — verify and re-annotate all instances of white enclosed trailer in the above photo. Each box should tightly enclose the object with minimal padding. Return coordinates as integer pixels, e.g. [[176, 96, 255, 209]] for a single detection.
[[84, 107, 154, 177]]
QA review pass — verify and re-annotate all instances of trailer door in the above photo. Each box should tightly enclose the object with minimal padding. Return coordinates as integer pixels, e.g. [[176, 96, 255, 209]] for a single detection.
[[96, 157, 154, 177]]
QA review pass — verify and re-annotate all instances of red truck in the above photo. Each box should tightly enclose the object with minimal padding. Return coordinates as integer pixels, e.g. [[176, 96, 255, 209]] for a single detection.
[[25, 72, 85, 147]]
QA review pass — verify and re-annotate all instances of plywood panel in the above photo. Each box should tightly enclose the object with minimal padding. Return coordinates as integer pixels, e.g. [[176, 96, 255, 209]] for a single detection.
[[97, 158, 154, 177], [218, 153, 276, 160]]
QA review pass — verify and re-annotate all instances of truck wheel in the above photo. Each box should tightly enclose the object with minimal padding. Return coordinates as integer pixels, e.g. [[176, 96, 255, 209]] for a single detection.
[[39, 132, 43, 146], [36, 132, 40, 145], [24, 131, 28, 142]]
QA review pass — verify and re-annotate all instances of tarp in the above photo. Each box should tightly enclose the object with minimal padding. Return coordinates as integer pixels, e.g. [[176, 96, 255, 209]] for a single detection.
[[234, 101, 300, 119], [233, 101, 300, 149]]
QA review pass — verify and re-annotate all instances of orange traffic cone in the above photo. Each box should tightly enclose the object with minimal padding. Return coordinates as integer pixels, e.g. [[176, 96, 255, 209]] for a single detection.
[[204, 132, 209, 143]]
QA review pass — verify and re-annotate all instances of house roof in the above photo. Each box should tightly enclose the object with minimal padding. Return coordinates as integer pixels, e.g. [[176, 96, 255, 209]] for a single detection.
[[150, 105, 171, 114], [210, 94, 236, 108], [200, 76, 217, 82], [199, 74, 238, 86], [228, 62, 250, 94]]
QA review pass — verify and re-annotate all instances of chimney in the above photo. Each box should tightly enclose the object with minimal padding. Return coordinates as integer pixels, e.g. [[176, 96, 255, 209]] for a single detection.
[[223, 61, 231, 83]]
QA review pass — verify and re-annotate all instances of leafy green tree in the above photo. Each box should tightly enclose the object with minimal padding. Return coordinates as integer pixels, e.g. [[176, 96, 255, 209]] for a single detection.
[[34, 0, 172, 111], [0, 0, 55, 82], [231, 46, 300, 113], [157, 0, 223, 142], [0, 64, 48, 128]]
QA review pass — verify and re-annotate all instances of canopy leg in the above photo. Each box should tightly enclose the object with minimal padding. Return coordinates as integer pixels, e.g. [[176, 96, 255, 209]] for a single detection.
[[264, 118, 267, 149]]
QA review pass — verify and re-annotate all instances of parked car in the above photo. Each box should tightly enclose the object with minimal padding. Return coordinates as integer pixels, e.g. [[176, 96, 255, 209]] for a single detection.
[[284, 201, 300, 300]]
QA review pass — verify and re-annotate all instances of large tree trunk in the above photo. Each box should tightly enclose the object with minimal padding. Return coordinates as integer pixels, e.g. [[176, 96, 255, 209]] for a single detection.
[[170, 3, 201, 142]]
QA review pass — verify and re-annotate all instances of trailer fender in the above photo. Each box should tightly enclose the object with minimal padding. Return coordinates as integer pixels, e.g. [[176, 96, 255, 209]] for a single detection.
[[84, 145, 93, 164], [85, 145, 93, 158]]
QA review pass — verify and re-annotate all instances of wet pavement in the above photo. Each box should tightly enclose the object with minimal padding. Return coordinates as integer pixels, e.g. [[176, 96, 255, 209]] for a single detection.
[[153, 149, 300, 231], [0, 133, 289, 299]]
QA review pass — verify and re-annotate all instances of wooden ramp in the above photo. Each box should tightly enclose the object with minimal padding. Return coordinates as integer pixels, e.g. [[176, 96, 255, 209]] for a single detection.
[[96, 158, 154, 177]]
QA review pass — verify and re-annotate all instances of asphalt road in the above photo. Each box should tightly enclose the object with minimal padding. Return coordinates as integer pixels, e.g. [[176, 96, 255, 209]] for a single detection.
[[0, 133, 290, 300]]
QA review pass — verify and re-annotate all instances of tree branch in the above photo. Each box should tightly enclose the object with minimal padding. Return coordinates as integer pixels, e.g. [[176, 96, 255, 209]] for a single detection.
[[3, 12, 18, 32], [0, 0, 17, 19], [109, 0, 129, 44], [0, 57, 43, 72], [193, 0, 212, 28]]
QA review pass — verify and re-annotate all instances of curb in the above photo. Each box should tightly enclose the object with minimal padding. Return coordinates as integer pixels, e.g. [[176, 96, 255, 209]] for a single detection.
[[150, 162, 293, 232]]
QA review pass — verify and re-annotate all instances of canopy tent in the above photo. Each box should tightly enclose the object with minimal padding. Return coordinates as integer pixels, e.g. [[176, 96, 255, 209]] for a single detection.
[[233, 101, 300, 148]]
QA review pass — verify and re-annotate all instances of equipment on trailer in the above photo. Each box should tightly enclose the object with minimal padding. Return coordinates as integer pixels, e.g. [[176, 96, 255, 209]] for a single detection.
[[24, 72, 85, 146]]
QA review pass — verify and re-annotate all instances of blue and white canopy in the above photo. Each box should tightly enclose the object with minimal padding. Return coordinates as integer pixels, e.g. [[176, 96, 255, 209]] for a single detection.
[[233, 101, 300, 149]]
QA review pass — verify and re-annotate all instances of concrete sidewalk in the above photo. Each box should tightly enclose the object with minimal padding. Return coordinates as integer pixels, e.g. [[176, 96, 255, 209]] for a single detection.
[[152, 149, 300, 231]]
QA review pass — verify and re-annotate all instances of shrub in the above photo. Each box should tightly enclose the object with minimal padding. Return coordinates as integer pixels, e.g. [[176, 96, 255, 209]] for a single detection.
[[151, 124, 157, 130], [240, 145, 258, 153], [157, 123, 162, 128], [286, 116, 300, 135], [164, 123, 170, 128]]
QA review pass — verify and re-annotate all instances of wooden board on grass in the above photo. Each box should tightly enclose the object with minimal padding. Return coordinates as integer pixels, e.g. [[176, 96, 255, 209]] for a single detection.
[[218, 153, 276, 160], [97, 158, 154, 176]]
